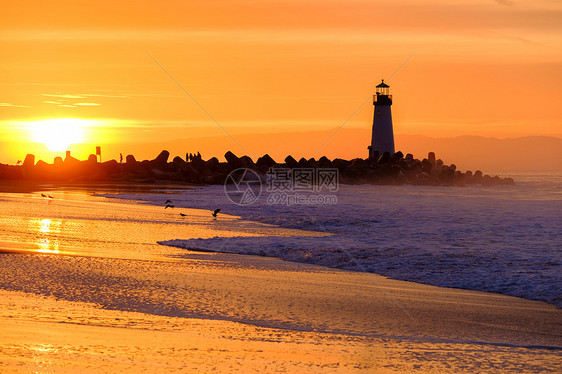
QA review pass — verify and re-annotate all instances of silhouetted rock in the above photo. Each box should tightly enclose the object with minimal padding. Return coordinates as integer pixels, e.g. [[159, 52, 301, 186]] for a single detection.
[[307, 158, 319, 168], [377, 152, 391, 164], [240, 155, 255, 169], [409, 160, 422, 170], [428, 152, 436, 165], [64, 155, 80, 168], [284, 155, 298, 168], [333, 158, 350, 169], [256, 154, 276, 168], [151, 168, 177, 181], [191, 156, 206, 172], [298, 157, 310, 168], [391, 151, 404, 163], [205, 157, 219, 172], [350, 158, 367, 168], [101, 159, 119, 175], [204, 173, 227, 184], [172, 156, 187, 168], [54, 157, 64, 167], [225, 151, 242, 169], [5, 147, 515, 187], [151, 150, 170, 169], [32, 160, 53, 180], [421, 159, 433, 173], [318, 156, 332, 168], [22, 154, 35, 168], [181, 164, 203, 184]]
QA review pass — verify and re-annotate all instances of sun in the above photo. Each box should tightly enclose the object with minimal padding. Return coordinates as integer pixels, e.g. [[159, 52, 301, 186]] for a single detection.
[[29, 119, 86, 152]]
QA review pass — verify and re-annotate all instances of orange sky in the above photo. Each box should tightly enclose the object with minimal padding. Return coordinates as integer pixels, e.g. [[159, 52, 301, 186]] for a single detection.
[[1, 0, 561, 163]]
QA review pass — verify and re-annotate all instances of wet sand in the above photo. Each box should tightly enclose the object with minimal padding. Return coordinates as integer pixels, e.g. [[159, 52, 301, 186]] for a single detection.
[[1, 250, 561, 373], [0, 190, 560, 372]]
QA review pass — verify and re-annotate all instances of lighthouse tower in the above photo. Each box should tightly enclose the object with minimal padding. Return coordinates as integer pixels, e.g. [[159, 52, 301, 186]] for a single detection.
[[368, 80, 395, 158]]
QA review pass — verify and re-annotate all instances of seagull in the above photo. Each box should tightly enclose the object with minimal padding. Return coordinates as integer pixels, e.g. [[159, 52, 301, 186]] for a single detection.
[[164, 199, 173, 204], [179, 213, 187, 217], [212, 208, 221, 218], [165, 204, 175, 209]]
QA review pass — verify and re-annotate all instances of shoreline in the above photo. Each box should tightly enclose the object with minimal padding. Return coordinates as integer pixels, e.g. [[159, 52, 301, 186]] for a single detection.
[[1, 248, 560, 346], [2, 183, 559, 309], [1, 251, 561, 372], [99, 183, 562, 309]]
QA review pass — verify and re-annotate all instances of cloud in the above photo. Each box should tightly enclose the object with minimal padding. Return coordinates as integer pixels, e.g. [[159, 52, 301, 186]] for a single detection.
[[41, 93, 118, 107], [41, 93, 85, 99], [42, 93, 127, 99], [494, 0, 516, 6], [0, 102, 28, 108], [82, 93, 128, 98]]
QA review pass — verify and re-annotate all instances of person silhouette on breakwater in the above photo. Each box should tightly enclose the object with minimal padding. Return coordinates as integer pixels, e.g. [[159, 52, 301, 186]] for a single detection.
[[120, 153, 123, 163]]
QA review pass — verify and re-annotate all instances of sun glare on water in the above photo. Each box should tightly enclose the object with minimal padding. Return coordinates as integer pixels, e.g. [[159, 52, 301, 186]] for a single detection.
[[29, 119, 87, 152]]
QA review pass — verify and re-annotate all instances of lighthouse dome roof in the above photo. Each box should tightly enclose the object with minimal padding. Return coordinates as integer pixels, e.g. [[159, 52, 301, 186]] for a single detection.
[[376, 79, 389, 88]]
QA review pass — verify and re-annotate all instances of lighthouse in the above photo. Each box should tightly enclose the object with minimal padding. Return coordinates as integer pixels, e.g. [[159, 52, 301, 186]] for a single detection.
[[368, 79, 395, 158]]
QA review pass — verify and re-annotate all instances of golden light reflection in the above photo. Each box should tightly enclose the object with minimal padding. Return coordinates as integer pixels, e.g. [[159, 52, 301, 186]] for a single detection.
[[31, 344, 57, 353], [33, 218, 61, 254], [31, 343, 57, 370]]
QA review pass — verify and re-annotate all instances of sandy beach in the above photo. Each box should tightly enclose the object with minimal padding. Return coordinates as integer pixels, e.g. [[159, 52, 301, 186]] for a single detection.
[[0, 189, 560, 373], [1, 253, 561, 373]]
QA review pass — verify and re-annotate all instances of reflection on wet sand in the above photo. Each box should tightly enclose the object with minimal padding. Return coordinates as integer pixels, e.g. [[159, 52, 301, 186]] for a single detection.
[[33, 218, 61, 254], [0, 190, 324, 260]]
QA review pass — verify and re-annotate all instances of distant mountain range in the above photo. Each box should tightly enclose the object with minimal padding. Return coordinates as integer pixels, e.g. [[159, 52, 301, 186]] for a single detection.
[[107, 129, 560, 172], [3, 129, 561, 172], [394, 134, 562, 172]]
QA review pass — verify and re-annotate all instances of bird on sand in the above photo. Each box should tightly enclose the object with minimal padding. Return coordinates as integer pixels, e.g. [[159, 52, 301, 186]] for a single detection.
[[41, 193, 47, 198], [179, 213, 187, 217], [48, 195, 54, 199], [165, 204, 175, 209], [164, 199, 172, 204], [212, 208, 221, 218]]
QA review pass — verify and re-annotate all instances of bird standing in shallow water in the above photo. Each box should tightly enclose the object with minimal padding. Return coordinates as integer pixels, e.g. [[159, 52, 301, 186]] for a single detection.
[[212, 209, 221, 218], [165, 204, 175, 209], [179, 213, 187, 217]]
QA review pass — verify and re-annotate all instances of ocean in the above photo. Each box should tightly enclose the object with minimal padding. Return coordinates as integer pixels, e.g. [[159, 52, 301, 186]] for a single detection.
[[99, 171, 562, 308], [0, 171, 560, 309]]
